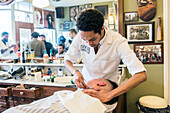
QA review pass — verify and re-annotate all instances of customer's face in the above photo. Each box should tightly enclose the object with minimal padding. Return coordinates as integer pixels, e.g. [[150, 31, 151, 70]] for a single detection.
[[3, 34, 9, 40], [40, 36, 45, 41], [79, 30, 101, 47], [69, 31, 73, 39], [58, 46, 64, 54], [87, 78, 113, 92]]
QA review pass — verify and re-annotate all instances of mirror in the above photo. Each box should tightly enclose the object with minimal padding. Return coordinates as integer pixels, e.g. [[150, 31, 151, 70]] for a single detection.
[[0, 0, 123, 60]]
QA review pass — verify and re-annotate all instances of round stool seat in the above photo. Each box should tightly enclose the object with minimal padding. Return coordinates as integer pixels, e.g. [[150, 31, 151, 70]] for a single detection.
[[139, 96, 167, 109]]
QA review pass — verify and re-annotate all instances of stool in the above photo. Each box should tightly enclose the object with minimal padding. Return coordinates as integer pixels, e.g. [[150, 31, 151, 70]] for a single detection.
[[136, 96, 169, 113]]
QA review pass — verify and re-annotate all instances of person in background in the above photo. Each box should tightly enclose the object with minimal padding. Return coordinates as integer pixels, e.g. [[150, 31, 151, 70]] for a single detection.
[[58, 35, 66, 45], [39, 34, 57, 57], [27, 32, 45, 58], [0, 32, 18, 56], [64, 9, 147, 107], [55, 43, 65, 58], [65, 29, 77, 52], [69, 29, 77, 40]]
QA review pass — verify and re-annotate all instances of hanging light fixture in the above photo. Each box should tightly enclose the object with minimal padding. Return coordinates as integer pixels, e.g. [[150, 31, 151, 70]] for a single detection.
[[32, 0, 50, 8]]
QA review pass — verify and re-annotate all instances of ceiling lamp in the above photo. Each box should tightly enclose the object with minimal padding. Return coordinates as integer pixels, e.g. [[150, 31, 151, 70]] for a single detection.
[[32, 0, 50, 8]]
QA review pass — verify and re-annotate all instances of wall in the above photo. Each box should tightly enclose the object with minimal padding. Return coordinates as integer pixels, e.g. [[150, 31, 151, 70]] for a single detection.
[[55, 1, 115, 39], [124, 0, 164, 113]]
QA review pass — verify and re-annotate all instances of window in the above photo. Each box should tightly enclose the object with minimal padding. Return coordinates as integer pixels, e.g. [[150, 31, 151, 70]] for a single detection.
[[14, 1, 33, 23], [0, 10, 12, 42]]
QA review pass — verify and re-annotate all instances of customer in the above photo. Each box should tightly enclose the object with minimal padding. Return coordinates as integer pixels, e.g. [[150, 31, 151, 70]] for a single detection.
[[3, 78, 118, 113], [39, 34, 57, 57], [55, 43, 65, 58], [27, 32, 45, 58], [64, 9, 147, 106], [0, 32, 17, 56]]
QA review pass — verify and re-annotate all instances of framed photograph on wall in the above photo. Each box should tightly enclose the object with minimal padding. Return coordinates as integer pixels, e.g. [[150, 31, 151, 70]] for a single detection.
[[134, 43, 163, 64], [94, 5, 108, 18], [64, 21, 70, 31], [125, 22, 155, 44], [58, 23, 64, 31], [69, 6, 79, 22], [44, 10, 55, 29], [34, 7, 44, 28], [79, 6, 84, 13], [124, 11, 138, 22]]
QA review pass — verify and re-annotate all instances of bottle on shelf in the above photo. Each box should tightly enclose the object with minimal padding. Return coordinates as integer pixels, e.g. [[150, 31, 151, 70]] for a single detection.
[[43, 50, 49, 63], [58, 68, 63, 77], [22, 49, 26, 63], [50, 49, 53, 63], [30, 48, 35, 59], [47, 68, 52, 76], [17, 50, 21, 63]]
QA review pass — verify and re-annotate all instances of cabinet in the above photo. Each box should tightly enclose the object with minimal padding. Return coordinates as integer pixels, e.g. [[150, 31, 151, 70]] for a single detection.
[[0, 63, 127, 113]]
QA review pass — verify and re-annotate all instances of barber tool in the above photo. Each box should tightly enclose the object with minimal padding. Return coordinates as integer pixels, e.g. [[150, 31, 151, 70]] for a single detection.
[[66, 84, 76, 88], [87, 87, 94, 89]]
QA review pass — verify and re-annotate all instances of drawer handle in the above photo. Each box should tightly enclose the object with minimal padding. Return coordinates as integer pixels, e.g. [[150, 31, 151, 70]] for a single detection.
[[20, 92, 24, 95], [21, 98, 25, 102]]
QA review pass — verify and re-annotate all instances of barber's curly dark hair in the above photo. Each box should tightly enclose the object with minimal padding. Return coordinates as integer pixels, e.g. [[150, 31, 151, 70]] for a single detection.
[[76, 9, 104, 35]]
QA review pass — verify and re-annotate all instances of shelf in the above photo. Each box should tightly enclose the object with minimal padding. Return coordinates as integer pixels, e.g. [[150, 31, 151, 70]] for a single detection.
[[0, 63, 126, 67], [0, 63, 84, 67]]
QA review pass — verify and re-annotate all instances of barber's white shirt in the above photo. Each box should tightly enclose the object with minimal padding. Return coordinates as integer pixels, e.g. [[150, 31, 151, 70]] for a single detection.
[[65, 27, 146, 83], [0, 41, 11, 57]]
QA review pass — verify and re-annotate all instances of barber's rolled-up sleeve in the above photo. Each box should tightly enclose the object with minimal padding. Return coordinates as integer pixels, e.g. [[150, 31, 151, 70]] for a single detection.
[[64, 34, 81, 63], [117, 38, 146, 76]]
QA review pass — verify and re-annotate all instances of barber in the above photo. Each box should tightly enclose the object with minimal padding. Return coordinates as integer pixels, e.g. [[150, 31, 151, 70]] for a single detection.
[[64, 9, 147, 103], [0, 32, 16, 56]]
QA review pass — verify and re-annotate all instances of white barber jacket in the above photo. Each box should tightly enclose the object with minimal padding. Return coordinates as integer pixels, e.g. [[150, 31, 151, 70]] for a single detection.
[[65, 27, 146, 83], [0, 41, 11, 57]]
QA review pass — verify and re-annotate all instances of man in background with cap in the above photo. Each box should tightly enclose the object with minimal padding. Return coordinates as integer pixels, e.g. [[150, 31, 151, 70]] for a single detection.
[[39, 34, 57, 57], [27, 32, 45, 58]]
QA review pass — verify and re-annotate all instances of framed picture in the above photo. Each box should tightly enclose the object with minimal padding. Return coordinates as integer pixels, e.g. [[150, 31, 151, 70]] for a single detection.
[[94, 5, 108, 18], [134, 43, 163, 64], [125, 22, 155, 44], [44, 10, 55, 29], [34, 7, 44, 28], [58, 23, 64, 31], [64, 21, 70, 31], [69, 6, 79, 22], [124, 11, 138, 22], [79, 6, 84, 13]]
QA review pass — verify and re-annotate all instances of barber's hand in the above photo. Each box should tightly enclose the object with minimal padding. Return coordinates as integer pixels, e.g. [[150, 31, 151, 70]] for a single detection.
[[9, 44, 16, 48], [73, 71, 88, 88], [83, 89, 112, 103]]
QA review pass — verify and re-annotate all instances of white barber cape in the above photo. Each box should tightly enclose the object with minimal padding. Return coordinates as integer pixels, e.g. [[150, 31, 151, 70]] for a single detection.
[[3, 90, 114, 113], [65, 27, 146, 83]]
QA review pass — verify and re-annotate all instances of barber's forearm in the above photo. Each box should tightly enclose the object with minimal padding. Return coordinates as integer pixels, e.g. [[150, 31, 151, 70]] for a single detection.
[[64, 60, 78, 74], [109, 71, 147, 99]]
